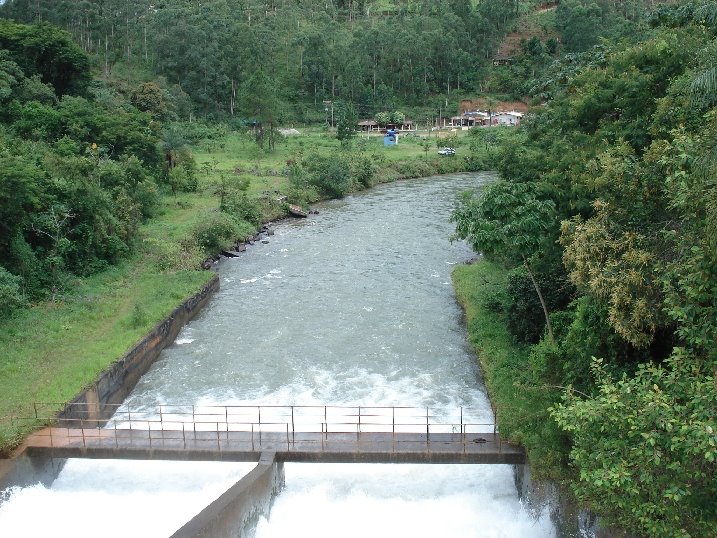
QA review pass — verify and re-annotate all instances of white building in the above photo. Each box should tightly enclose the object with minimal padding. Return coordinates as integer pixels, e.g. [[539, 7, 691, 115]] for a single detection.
[[491, 111, 523, 126]]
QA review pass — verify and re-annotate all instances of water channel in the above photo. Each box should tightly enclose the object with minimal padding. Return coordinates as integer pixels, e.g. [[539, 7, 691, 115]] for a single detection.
[[0, 172, 557, 537]]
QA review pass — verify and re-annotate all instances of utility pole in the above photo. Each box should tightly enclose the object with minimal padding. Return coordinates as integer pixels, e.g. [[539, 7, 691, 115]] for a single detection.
[[323, 100, 334, 128]]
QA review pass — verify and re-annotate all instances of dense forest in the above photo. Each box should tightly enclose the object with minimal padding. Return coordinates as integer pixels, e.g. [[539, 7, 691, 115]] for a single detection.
[[1, 0, 716, 537], [452, 2, 717, 536], [0, 0, 522, 119]]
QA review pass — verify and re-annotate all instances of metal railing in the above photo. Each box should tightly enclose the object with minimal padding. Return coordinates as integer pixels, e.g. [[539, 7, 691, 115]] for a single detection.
[[17, 403, 505, 455]]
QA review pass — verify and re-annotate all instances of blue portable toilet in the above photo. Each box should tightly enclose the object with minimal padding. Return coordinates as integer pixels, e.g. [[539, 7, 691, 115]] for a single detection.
[[383, 128, 398, 146]]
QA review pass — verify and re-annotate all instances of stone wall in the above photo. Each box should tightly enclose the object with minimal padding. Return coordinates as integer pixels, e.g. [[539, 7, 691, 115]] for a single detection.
[[170, 452, 285, 538]]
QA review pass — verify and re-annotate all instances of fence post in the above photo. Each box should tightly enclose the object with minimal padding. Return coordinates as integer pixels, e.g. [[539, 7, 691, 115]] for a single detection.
[[460, 407, 463, 439], [426, 407, 429, 443], [291, 406, 295, 445], [392, 407, 395, 453]]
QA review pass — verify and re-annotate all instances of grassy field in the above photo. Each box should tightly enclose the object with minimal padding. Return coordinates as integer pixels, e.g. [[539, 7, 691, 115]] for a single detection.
[[191, 126, 460, 191], [0, 126, 477, 455]]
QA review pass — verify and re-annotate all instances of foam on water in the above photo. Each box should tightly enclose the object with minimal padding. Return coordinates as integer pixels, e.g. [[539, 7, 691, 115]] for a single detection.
[[0, 460, 254, 536], [255, 464, 555, 538]]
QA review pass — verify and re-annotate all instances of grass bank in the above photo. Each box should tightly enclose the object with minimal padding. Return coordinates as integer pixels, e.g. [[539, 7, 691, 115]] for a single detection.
[[0, 263, 213, 455], [0, 126, 481, 456], [452, 259, 569, 478]]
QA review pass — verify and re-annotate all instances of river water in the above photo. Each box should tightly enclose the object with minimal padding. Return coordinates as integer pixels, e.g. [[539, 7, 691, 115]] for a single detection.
[[0, 172, 556, 537]]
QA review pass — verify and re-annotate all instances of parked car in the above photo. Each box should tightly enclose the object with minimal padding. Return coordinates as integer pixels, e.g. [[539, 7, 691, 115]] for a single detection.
[[438, 147, 455, 156]]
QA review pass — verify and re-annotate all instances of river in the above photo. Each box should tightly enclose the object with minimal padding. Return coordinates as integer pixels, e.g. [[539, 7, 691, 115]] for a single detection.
[[0, 172, 556, 537]]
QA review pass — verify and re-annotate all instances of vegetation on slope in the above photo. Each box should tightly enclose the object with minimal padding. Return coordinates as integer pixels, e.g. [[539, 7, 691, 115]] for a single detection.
[[451, 3, 717, 535]]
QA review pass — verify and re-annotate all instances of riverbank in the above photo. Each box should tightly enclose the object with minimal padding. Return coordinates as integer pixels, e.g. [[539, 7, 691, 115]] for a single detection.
[[451, 259, 568, 479], [0, 130, 482, 457], [452, 259, 628, 538]]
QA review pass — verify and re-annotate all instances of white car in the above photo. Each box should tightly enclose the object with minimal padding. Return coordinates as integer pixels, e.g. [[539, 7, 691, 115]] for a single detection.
[[438, 147, 455, 156]]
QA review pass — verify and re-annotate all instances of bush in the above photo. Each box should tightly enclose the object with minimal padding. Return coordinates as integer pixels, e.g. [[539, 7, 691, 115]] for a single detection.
[[0, 266, 25, 317], [351, 154, 376, 188], [130, 303, 148, 328], [191, 212, 240, 255], [304, 152, 352, 198], [463, 153, 491, 171], [223, 191, 262, 227], [143, 237, 205, 272]]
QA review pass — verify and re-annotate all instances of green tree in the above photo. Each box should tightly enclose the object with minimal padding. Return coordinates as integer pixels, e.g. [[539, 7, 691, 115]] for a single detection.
[[374, 111, 390, 126], [390, 110, 405, 125], [0, 155, 43, 261], [335, 100, 358, 145], [552, 356, 717, 538], [0, 267, 25, 318], [0, 19, 90, 96], [131, 81, 170, 120], [159, 125, 188, 171], [556, 0, 603, 53], [240, 70, 281, 151], [451, 181, 557, 342]]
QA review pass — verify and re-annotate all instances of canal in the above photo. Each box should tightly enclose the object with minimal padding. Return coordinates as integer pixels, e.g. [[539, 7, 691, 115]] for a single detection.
[[0, 172, 556, 537]]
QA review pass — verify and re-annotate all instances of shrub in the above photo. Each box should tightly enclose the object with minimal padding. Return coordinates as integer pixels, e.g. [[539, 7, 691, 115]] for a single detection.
[[304, 152, 352, 198], [191, 212, 240, 255], [0, 266, 25, 317], [143, 237, 205, 272], [130, 303, 148, 328], [351, 154, 376, 188], [505, 266, 572, 344], [223, 191, 262, 227]]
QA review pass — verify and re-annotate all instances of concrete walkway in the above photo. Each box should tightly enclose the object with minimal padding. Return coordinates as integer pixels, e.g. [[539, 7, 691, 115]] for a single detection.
[[21, 427, 525, 464]]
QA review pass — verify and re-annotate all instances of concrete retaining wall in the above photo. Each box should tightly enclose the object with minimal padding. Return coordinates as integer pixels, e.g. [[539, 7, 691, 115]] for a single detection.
[[170, 452, 285, 538], [58, 275, 220, 425]]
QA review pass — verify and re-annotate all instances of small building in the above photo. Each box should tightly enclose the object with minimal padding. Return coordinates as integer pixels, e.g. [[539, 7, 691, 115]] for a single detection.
[[450, 112, 489, 128], [358, 120, 379, 132], [492, 57, 514, 66], [399, 119, 416, 131], [492, 111, 523, 126]]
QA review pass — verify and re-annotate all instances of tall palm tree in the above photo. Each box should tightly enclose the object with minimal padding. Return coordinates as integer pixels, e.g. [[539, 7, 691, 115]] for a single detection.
[[159, 126, 188, 170]]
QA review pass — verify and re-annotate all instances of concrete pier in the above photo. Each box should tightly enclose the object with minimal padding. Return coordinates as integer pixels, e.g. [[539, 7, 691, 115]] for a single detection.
[[170, 451, 285, 538]]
